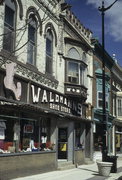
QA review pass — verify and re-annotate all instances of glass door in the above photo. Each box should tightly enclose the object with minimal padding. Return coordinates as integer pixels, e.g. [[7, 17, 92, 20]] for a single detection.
[[58, 128, 68, 159]]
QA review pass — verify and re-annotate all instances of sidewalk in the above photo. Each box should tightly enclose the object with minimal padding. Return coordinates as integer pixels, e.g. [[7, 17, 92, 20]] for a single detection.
[[12, 157, 122, 180]]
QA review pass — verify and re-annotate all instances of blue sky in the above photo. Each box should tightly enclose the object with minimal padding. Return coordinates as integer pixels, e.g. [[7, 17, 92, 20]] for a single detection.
[[66, 0, 122, 67]]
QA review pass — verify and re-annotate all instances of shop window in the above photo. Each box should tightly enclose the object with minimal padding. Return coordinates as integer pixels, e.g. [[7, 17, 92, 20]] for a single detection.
[[45, 29, 53, 74], [27, 14, 37, 65], [3, 1, 16, 52], [94, 135, 103, 151], [0, 117, 53, 154]]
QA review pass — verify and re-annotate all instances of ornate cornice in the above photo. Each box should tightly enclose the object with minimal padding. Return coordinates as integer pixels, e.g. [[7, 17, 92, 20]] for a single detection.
[[0, 57, 59, 89]]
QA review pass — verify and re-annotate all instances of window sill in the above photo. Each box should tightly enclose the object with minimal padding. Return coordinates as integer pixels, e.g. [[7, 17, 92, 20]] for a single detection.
[[64, 82, 87, 89]]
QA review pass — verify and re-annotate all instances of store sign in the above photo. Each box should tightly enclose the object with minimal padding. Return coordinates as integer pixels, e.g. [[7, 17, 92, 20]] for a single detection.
[[31, 85, 82, 115]]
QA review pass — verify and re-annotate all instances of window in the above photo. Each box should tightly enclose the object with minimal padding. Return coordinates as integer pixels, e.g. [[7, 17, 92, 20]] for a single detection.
[[0, 117, 53, 154], [67, 48, 87, 86], [97, 91, 109, 109], [3, 1, 15, 52], [113, 97, 116, 116], [46, 29, 53, 74], [27, 14, 37, 65], [117, 98, 122, 117], [68, 62, 79, 84]]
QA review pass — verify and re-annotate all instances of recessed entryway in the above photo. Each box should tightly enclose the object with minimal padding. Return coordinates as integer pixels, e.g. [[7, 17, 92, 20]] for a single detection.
[[58, 128, 68, 159]]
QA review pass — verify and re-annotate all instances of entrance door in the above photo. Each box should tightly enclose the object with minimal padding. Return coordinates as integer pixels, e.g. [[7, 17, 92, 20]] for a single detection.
[[58, 128, 68, 159]]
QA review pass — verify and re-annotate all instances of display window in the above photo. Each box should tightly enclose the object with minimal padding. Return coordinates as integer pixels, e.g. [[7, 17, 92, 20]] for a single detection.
[[0, 116, 53, 154]]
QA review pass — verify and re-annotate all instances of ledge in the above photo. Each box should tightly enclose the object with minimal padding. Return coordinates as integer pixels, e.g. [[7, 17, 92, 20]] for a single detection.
[[0, 150, 56, 157]]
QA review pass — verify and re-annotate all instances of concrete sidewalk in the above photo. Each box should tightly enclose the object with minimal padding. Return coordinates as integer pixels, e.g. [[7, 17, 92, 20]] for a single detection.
[[12, 157, 122, 180]]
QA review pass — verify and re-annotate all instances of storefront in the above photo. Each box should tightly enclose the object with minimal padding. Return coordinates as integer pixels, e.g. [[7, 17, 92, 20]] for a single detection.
[[0, 62, 89, 178]]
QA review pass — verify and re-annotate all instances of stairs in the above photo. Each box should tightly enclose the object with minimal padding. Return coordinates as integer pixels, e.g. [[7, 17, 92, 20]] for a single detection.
[[58, 160, 76, 170]]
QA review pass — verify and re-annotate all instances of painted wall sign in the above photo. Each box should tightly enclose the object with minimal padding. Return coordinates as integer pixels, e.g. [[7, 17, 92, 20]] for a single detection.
[[4, 63, 22, 101], [31, 85, 82, 115], [2, 64, 82, 116]]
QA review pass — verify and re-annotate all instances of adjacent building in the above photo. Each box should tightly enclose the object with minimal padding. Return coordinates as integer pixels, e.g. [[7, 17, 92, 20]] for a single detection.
[[92, 40, 115, 160], [111, 60, 122, 154]]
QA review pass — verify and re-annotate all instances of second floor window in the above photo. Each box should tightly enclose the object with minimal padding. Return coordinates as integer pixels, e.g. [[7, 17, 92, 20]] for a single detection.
[[67, 48, 87, 86], [117, 98, 122, 117], [46, 29, 53, 74], [27, 15, 37, 65], [3, 1, 15, 52], [97, 91, 109, 109]]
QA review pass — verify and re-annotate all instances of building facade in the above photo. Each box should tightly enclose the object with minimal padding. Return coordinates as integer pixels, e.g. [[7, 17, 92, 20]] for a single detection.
[[0, 0, 93, 178], [92, 41, 115, 161], [111, 61, 122, 154]]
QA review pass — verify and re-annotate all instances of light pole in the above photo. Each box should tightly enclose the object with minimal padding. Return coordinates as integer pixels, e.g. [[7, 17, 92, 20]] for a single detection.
[[98, 0, 118, 162]]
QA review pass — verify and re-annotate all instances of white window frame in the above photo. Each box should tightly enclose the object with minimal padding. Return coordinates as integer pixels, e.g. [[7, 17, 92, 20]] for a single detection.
[[117, 98, 122, 117], [67, 61, 86, 86], [97, 91, 109, 110]]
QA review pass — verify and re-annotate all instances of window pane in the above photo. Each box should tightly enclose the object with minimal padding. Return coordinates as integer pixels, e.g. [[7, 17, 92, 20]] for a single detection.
[[46, 38, 52, 56], [68, 62, 79, 84], [28, 24, 36, 42], [27, 42, 36, 65], [5, 5, 14, 28], [46, 30, 53, 74], [68, 62, 78, 73], [46, 55, 52, 74], [118, 99, 122, 116], [99, 92, 103, 99], [27, 17, 37, 65], [3, 26, 14, 52], [3, 5, 15, 52], [0, 117, 53, 153], [98, 100, 103, 107]]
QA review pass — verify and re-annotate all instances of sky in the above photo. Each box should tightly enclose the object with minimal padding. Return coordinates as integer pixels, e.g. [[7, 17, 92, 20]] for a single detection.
[[66, 0, 122, 67]]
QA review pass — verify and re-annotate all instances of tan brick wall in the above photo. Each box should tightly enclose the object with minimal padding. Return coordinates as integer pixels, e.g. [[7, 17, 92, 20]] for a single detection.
[[0, 152, 57, 180]]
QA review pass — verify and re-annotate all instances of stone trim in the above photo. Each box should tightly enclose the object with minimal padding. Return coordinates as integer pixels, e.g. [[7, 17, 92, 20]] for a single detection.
[[0, 57, 59, 89]]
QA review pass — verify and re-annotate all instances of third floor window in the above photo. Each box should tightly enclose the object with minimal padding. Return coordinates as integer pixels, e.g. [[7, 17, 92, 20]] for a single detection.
[[3, 1, 15, 52], [27, 15, 37, 65]]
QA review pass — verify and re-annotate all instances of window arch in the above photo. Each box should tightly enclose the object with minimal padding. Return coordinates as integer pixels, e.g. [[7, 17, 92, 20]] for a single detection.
[[45, 29, 53, 74], [3, 0, 23, 52], [2, 0, 23, 19], [27, 14, 37, 65], [68, 48, 81, 60], [44, 23, 57, 46], [26, 6, 42, 35]]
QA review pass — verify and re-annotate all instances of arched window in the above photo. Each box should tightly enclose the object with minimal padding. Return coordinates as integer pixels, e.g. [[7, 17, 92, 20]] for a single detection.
[[45, 29, 53, 74], [67, 48, 87, 86], [3, 0, 16, 52], [68, 48, 81, 60], [27, 14, 37, 65]]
